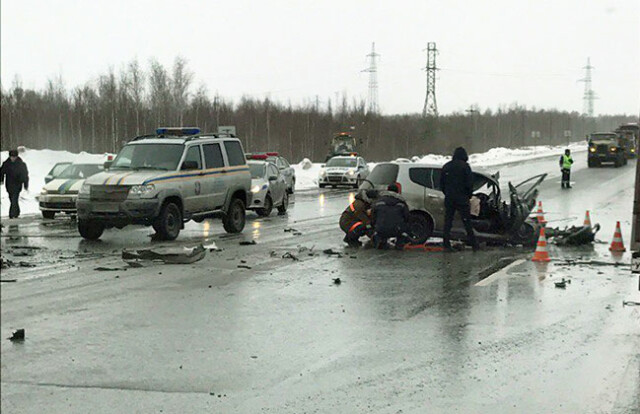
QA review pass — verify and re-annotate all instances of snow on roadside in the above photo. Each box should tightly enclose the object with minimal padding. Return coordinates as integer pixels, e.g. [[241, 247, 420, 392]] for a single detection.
[[1, 149, 109, 218]]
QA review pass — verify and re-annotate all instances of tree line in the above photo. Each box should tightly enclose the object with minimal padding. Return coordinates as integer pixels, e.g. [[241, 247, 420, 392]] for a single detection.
[[1, 57, 636, 162]]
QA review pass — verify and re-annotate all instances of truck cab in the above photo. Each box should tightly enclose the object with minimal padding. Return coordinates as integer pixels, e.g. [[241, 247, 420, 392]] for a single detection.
[[587, 132, 627, 168]]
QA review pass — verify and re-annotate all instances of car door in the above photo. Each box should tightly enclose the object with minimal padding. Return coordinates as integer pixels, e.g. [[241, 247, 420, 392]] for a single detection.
[[202, 142, 227, 210], [276, 157, 293, 189], [357, 157, 369, 179], [409, 167, 446, 230], [220, 140, 248, 205], [267, 163, 285, 204], [179, 145, 205, 213]]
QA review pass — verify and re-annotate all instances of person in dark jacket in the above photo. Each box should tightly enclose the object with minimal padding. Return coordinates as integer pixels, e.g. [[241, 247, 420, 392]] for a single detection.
[[439, 147, 479, 251], [1, 149, 29, 218], [559, 148, 573, 188], [372, 184, 410, 250], [340, 189, 377, 247]]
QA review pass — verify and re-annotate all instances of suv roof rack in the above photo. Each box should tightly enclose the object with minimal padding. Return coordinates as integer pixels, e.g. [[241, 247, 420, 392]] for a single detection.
[[128, 131, 237, 143]]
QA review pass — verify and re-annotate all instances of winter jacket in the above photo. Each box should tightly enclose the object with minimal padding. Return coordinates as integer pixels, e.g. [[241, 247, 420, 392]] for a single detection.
[[439, 147, 473, 202], [0, 156, 29, 193], [372, 191, 410, 236], [340, 191, 373, 233]]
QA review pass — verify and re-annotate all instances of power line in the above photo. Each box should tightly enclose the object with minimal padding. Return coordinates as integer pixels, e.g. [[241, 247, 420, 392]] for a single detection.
[[362, 42, 380, 114], [422, 42, 438, 117], [579, 57, 597, 116]]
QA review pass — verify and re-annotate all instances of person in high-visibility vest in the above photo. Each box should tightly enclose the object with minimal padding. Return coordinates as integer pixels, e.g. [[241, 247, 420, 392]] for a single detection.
[[559, 148, 574, 188], [339, 189, 378, 247]]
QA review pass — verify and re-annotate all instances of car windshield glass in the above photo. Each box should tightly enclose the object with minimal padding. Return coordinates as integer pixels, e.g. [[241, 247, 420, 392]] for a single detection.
[[249, 163, 265, 178], [50, 163, 72, 177], [111, 144, 184, 170], [58, 164, 103, 179], [327, 158, 357, 167], [365, 164, 399, 187]]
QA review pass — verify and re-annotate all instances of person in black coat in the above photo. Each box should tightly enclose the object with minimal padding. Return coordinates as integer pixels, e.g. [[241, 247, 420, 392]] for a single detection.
[[1, 149, 30, 218], [371, 184, 410, 250], [439, 147, 479, 251]]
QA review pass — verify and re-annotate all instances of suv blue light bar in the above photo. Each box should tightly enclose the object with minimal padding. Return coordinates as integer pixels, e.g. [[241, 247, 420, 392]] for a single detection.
[[156, 127, 201, 136]]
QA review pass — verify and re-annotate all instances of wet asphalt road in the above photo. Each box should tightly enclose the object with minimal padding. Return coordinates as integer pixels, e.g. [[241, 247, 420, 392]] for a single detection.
[[1, 152, 639, 413]]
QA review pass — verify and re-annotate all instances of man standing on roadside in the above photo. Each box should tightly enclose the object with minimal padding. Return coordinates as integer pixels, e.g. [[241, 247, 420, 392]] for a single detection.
[[1, 149, 30, 218], [440, 147, 479, 251], [559, 148, 573, 189]]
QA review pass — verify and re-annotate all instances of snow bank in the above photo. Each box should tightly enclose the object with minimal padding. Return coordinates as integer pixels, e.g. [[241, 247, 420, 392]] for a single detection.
[[1, 148, 109, 217]]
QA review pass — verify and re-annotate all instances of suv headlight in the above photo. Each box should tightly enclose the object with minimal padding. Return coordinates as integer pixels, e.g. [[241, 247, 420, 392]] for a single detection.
[[589, 147, 596, 153], [40, 189, 48, 195], [610, 147, 617, 152], [251, 185, 262, 193], [79, 183, 91, 195], [347, 169, 356, 176], [129, 184, 156, 195]]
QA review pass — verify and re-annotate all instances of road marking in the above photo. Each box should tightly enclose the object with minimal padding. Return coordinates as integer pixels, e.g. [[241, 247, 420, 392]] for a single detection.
[[475, 259, 526, 286]]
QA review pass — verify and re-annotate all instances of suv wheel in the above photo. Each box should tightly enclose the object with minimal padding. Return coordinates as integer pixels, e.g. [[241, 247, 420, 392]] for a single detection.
[[256, 194, 273, 217], [223, 197, 246, 233], [277, 192, 289, 214], [153, 202, 182, 240], [407, 212, 434, 245], [42, 211, 56, 220], [78, 220, 104, 240]]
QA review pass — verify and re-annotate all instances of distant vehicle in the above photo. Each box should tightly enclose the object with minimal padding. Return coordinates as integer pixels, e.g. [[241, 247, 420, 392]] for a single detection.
[[318, 155, 370, 188], [44, 162, 72, 184], [325, 132, 360, 161], [38, 162, 104, 219], [614, 128, 638, 158], [76, 127, 252, 241], [587, 132, 628, 167], [247, 160, 289, 216], [246, 152, 295, 194], [360, 162, 546, 246]]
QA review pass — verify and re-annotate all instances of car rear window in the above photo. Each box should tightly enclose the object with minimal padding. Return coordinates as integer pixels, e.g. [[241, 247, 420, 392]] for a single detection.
[[367, 164, 399, 185], [409, 167, 441, 190], [203, 143, 225, 168], [224, 141, 247, 166]]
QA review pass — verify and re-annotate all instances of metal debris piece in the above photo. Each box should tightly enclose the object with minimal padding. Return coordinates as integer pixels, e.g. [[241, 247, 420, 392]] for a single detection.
[[239, 240, 257, 246], [282, 252, 299, 261], [237, 264, 252, 269], [622, 301, 640, 307], [546, 224, 600, 246], [94, 266, 127, 271], [18, 262, 36, 268], [554, 278, 571, 289], [1, 279, 17, 283], [122, 245, 206, 265], [8, 329, 25, 342], [333, 278, 342, 285], [323, 249, 343, 257], [203, 242, 220, 251], [284, 228, 299, 233]]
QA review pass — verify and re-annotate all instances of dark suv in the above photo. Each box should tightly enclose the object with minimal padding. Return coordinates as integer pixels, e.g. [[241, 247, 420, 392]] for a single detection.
[[587, 133, 627, 168]]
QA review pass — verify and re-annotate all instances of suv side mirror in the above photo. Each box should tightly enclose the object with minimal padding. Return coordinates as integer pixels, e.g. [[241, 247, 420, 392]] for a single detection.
[[181, 161, 199, 170], [104, 160, 113, 170]]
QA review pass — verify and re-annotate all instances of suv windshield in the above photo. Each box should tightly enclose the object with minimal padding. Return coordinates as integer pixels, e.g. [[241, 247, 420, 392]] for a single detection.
[[111, 144, 184, 170], [249, 163, 266, 178], [327, 158, 357, 167], [58, 164, 103, 179]]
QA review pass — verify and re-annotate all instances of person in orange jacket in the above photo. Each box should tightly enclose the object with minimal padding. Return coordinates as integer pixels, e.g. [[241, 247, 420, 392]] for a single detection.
[[339, 189, 378, 247]]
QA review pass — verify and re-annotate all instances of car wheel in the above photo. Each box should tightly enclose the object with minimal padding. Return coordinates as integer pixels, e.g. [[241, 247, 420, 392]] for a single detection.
[[153, 202, 182, 240], [223, 197, 246, 233], [78, 220, 104, 240], [42, 211, 56, 219], [407, 212, 434, 245], [256, 194, 273, 217], [587, 159, 594, 168], [277, 192, 289, 214], [512, 222, 537, 246]]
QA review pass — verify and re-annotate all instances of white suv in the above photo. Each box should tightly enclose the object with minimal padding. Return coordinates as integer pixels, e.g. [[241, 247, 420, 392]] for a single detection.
[[76, 128, 252, 241]]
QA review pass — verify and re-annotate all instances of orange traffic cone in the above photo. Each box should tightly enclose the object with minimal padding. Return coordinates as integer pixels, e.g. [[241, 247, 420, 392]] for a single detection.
[[583, 210, 592, 227], [536, 201, 547, 225], [609, 221, 626, 252], [532, 227, 551, 262]]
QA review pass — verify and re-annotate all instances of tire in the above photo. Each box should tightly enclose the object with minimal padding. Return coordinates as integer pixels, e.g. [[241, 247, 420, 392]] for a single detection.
[[277, 192, 289, 214], [153, 202, 182, 240], [256, 194, 273, 217], [587, 159, 594, 168], [407, 213, 434, 245], [42, 211, 56, 219], [223, 197, 246, 233], [78, 220, 104, 240]]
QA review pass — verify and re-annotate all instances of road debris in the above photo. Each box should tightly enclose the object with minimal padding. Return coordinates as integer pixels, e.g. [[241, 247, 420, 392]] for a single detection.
[[8, 329, 25, 342], [1, 279, 17, 283], [281, 252, 299, 261], [554, 259, 630, 268], [546, 224, 600, 246], [239, 240, 257, 246], [284, 228, 298, 233], [554, 278, 571, 289], [203, 241, 220, 252], [323, 249, 343, 257], [622, 300, 640, 307], [333, 278, 342, 285], [237, 264, 252, 269], [94, 266, 128, 271], [122, 245, 206, 265]]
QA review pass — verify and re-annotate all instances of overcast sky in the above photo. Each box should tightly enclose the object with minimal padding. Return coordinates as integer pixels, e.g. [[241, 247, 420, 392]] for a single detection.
[[2, 0, 639, 115]]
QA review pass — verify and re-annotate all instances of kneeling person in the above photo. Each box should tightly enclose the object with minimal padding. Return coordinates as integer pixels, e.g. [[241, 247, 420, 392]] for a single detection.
[[372, 184, 410, 249], [340, 189, 377, 247]]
